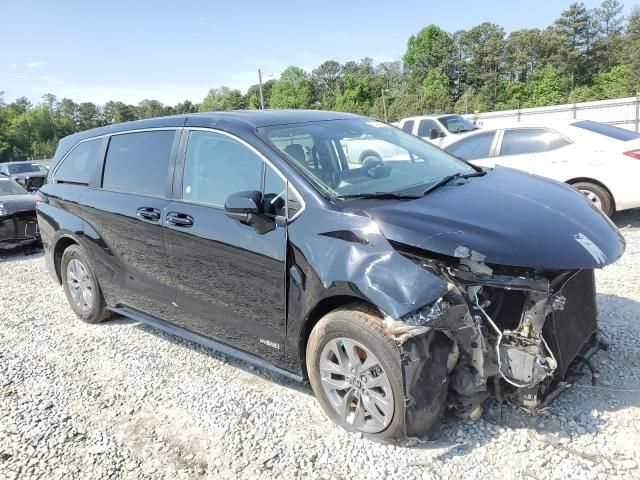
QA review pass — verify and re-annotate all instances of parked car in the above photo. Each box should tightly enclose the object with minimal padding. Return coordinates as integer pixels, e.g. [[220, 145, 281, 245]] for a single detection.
[[0, 176, 40, 250], [398, 114, 479, 147], [0, 161, 48, 191], [444, 120, 640, 217], [340, 135, 410, 165], [38, 110, 624, 442]]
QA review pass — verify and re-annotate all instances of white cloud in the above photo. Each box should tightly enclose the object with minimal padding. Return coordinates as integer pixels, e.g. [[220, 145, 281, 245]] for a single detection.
[[26, 61, 45, 68], [10, 63, 16, 69]]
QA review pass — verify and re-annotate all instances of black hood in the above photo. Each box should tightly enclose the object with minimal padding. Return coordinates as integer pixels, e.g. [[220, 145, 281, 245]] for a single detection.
[[0, 194, 37, 217], [367, 167, 625, 269]]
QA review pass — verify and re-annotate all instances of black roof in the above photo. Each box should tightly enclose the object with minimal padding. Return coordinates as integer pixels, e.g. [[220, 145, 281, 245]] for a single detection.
[[62, 109, 361, 145]]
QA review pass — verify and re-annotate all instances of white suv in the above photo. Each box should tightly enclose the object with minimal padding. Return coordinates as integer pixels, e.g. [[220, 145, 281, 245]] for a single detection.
[[398, 114, 479, 147]]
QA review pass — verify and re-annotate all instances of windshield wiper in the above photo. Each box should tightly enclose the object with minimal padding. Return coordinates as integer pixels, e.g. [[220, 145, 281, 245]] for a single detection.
[[422, 171, 486, 196], [336, 192, 422, 200]]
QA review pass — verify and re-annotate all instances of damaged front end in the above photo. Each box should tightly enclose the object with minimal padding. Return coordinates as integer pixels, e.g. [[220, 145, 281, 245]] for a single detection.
[[0, 198, 40, 250], [388, 248, 603, 435]]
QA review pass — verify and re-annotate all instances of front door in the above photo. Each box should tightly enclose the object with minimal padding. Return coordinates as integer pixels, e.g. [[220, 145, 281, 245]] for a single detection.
[[163, 129, 287, 363]]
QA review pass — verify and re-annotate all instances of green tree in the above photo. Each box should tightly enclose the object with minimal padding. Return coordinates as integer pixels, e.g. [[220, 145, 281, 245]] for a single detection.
[[627, 8, 640, 92], [403, 25, 454, 78], [553, 3, 594, 87], [103, 101, 135, 124], [9, 97, 32, 115], [593, 0, 626, 70], [422, 68, 451, 113], [269, 67, 313, 109], [136, 99, 165, 119], [528, 65, 568, 106]]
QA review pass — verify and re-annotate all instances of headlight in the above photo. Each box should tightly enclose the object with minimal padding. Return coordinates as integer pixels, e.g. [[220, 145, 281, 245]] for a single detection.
[[0, 203, 5, 216]]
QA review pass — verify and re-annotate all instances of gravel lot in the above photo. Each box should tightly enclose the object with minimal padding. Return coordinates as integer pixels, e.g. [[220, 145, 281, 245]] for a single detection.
[[1, 211, 639, 480]]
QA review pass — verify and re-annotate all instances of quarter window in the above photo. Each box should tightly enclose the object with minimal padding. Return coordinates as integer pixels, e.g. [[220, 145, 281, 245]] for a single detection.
[[102, 131, 175, 197], [446, 132, 495, 161], [182, 131, 262, 207], [262, 165, 286, 217], [55, 138, 102, 184], [500, 129, 570, 156], [401, 120, 414, 133]]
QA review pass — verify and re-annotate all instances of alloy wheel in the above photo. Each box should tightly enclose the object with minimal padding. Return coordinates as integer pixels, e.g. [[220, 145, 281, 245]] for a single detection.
[[580, 189, 602, 210], [319, 337, 394, 433], [66, 258, 93, 313]]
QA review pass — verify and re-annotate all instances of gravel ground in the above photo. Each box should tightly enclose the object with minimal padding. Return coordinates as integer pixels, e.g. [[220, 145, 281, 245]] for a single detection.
[[1, 211, 639, 480]]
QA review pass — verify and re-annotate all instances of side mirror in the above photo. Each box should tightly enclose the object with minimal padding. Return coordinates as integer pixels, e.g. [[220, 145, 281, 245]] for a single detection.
[[224, 190, 275, 234], [429, 128, 440, 140]]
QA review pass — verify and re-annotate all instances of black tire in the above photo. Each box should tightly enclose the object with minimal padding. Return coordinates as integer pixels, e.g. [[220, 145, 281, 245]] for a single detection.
[[572, 181, 614, 217], [306, 304, 408, 442], [60, 244, 111, 324]]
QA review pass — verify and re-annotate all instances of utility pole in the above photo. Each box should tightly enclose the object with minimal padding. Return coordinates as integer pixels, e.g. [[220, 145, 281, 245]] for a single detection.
[[381, 89, 388, 122], [258, 69, 265, 110]]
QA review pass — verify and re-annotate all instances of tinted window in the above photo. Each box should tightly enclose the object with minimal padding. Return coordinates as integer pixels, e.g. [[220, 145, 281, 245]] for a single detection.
[[55, 139, 101, 184], [103, 131, 174, 196], [263, 165, 286, 217], [439, 115, 478, 133], [500, 129, 569, 156], [182, 131, 262, 207], [417, 119, 443, 138], [446, 132, 495, 161], [401, 120, 414, 133], [7, 163, 42, 174], [571, 120, 640, 141]]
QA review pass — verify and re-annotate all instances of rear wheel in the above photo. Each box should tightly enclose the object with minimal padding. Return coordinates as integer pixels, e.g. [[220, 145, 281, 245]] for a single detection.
[[60, 244, 111, 324], [572, 181, 614, 217], [306, 305, 407, 441]]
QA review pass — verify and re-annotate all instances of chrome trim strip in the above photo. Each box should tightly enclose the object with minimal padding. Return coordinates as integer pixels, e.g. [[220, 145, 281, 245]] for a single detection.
[[51, 127, 181, 181], [51, 125, 307, 222]]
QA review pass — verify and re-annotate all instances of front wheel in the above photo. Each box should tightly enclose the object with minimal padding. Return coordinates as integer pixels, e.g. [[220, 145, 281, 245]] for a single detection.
[[306, 305, 407, 441], [571, 181, 614, 217]]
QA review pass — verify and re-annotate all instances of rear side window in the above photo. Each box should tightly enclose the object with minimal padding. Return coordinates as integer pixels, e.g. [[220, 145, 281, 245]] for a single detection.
[[500, 129, 570, 156], [401, 120, 414, 133], [417, 119, 443, 138], [446, 132, 495, 161], [571, 120, 640, 141], [102, 131, 174, 197], [55, 139, 101, 184]]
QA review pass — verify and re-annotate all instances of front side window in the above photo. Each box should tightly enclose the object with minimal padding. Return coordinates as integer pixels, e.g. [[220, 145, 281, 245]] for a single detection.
[[182, 131, 262, 207], [55, 138, 101, 184], [262, 119, 476, 199], [499, 129, 569, 156], [446, 132, 495, 161], [102, 130, 174, 197], [417, 119, 443, 138]]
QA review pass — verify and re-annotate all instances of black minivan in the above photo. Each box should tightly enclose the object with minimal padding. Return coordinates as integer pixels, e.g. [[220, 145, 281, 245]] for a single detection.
[[38, 110, 624, 442]]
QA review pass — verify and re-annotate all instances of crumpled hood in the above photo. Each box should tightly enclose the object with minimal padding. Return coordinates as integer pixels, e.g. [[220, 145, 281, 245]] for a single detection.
[[0, 194, 37, 217], [367, 167, 625, 269]]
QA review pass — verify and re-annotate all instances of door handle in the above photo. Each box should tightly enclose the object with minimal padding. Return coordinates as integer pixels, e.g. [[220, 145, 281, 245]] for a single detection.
[[136, 207, 161, 222], [166, 212, 194, 227]]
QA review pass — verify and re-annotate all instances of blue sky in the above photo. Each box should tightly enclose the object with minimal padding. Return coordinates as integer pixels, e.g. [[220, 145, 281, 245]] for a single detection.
[[1, 0, 638, 106]]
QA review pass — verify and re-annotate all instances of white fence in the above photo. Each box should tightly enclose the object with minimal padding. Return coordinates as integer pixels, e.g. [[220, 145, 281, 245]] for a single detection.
[[467, 96, 640, 132]]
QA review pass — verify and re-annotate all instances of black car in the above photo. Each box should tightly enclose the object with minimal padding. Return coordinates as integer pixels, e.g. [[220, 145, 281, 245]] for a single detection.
[[0, 161, 49, 191], [0, 177, 40, 250], [37, 110, 624, 442]]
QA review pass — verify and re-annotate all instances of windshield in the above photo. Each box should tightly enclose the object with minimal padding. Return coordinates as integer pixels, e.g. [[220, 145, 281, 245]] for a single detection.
[[6, 163, 46, 174], [439, 115, 478, 134], [261, 118, 476, 199], [0, 179, 27, 195]]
